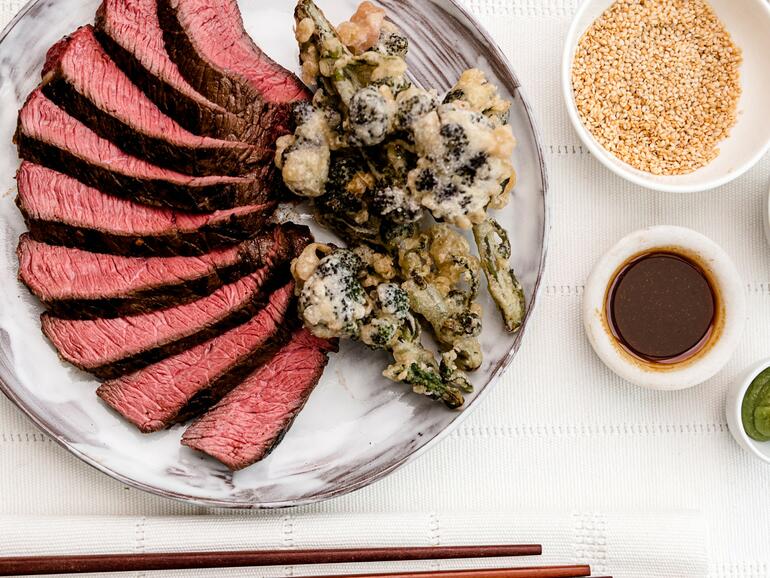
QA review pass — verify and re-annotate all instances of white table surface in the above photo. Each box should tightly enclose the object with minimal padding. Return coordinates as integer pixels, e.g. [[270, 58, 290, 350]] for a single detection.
[[1, 0, 769, 576]]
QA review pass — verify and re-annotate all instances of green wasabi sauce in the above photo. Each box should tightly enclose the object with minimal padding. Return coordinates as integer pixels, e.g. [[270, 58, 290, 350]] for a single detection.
[[742, 367, 770, 442]]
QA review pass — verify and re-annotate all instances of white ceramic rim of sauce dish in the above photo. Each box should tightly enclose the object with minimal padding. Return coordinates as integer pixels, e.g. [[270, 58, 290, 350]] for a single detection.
[[726, 358, 770, 464], [583, 226, 746, 390], [561, 0, 770, 194]]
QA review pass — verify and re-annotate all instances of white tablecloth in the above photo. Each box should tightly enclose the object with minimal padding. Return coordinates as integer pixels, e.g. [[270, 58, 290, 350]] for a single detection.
[[1, 0, 769, 577], [0, 512, 709, 578]]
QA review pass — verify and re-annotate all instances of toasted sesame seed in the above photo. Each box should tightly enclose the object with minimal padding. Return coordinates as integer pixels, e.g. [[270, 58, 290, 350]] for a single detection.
[[572, 0, 742, 176]]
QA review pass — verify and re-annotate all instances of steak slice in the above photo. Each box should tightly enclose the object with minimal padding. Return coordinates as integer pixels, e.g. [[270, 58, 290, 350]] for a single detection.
[[97, 281, 296, 433], [42, 266, 289, 379], [182, 328, 337, 470], [41, 26, 266, 177], [17, 163, 276, 257], [95, 0, 252, 142], [17, 224, 309, 319], [15, 90, 271, 212], [157, 0, 309, 148]]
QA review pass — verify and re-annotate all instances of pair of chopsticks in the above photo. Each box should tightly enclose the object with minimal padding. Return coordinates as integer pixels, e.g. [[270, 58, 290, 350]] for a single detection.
[[0, 545, 610, 577]]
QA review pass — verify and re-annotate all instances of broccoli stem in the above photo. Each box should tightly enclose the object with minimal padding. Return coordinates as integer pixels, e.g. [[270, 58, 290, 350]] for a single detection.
[[381, 314, 468, 408], [295, 0, 363, 105], [405, 362, 464, 409], [295, 1, 411, 249], [294, 1, 410, 179], [473, 217, 526, 332]]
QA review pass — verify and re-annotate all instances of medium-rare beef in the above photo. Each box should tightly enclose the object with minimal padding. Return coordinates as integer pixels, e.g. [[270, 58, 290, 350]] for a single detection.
[[17, 163, 276, 257], [15, 90, 272, 212], [182, 328, 337, 470], [18, 224, 309, 319], [43, 266, 289, 379], [97, 281, 296, 433], [157, 0, 308, 107], [157, 0, 309, 149], [41, 26, 266, 177], [95, 0, 252, 142]]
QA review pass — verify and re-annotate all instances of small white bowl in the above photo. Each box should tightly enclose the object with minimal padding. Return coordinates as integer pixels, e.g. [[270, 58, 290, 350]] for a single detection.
[[562, 0, 770, 193], [583, 226, 746, 390], [726, 358, 770, 464]]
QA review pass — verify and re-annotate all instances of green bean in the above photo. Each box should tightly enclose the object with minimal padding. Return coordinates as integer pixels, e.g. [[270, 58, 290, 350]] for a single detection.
[[473, 217, 526, 332]]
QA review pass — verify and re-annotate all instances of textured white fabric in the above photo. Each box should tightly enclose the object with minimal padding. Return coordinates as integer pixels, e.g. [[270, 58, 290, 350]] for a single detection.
[[0, 512, 707, 578], [1, 0, 769, 577]]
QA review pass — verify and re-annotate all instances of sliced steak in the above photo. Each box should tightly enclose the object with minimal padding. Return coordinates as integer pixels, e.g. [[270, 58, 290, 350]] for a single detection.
[[41, 26, 266, 177], [182, 328, 336, 470], [15, 90, 272, 212], [43, 266, 289, 379], [97, 281, 296, 433], [95, 0, 252, 142], [157, 0, 309, 148], [17, 224, 309, 319], [17, 163, 275, 257]]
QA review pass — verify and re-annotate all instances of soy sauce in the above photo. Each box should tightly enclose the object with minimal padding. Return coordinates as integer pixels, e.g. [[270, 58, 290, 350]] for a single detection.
[[606, 251, 717, 364]]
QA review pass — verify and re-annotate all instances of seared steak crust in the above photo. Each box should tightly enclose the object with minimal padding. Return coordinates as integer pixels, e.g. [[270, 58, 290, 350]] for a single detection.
[[94, 0, 251, 141], [16, 90, 272, 212], [18, 224, 310, 319], [42, 267, 291, 379], [97, 281, 297, 432], [17, 163, 276, 257], [182, 328, 337, 470], [157, 0, 309, 150], [41, 26, 266, 177]]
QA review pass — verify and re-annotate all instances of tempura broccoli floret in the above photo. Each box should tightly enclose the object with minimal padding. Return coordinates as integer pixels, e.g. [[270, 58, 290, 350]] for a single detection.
[[394, 87, 440, 135], [293, 244, 470, 407], [347, 86, 396, 146], [275, 103, 333, 198], [407, 103, 516, 229], [444, 68, 511, 126], [283, 0, 529, 409], [295, 246, 371, 339], [397, 225, 483, 371]]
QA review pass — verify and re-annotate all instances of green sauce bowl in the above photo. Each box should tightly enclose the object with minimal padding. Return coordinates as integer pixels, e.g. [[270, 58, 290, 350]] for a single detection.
[[727, 358, 770, 463]]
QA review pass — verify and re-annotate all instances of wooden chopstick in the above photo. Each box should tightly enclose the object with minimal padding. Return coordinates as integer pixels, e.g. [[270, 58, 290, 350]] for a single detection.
[[0, 545, 542, 577], [316, 567, 592, 578]]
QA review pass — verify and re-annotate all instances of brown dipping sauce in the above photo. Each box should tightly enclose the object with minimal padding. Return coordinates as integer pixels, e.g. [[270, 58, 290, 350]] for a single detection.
[[606, 251, 717, 364]]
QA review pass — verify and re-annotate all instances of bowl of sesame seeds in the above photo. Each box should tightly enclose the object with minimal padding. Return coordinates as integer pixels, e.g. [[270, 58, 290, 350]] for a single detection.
[[562, 0, 770, 193]]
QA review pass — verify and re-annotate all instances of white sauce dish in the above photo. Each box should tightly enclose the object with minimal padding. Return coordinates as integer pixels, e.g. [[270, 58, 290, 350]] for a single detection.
[[583, 226, 746, 390]]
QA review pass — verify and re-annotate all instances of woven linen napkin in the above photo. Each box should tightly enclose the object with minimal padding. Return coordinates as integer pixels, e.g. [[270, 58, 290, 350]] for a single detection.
[[0, 511, 707, 578]]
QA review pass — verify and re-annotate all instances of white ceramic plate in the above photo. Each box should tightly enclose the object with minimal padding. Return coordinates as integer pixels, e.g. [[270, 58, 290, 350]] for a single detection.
[[0, 0, 548, 507]]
